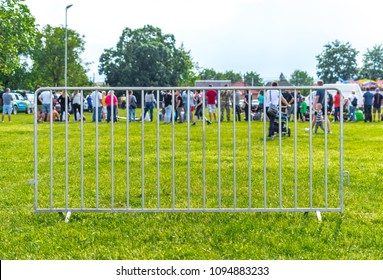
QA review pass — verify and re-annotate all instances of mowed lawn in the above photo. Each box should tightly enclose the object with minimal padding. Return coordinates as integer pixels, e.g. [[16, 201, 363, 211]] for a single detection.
[[0, 110, 382, 260]]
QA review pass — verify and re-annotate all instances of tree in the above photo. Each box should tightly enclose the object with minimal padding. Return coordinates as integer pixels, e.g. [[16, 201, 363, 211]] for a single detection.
[[316, 40, 359, 83], [99, 25, 194, 87], [360, 45, 383, 80], [31, 25, 89, 86], [244, 71, 263, 86], [289, 70, 314, 86], [0, 0, 38, 86]]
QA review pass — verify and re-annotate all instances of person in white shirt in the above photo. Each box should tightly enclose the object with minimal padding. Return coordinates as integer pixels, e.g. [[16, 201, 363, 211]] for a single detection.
[[91, 89, 102, 122], [38, 90, 53, 122]]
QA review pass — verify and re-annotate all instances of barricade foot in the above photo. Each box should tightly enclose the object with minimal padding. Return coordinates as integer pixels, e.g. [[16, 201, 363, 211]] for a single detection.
[[65, 211, 72, 223]]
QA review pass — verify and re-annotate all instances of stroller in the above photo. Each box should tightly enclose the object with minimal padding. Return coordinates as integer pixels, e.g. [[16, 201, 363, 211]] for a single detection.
[[272, 106, 291, 137]]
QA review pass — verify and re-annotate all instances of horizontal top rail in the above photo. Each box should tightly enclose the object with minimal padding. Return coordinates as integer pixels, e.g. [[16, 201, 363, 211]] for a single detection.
[[35, 86, 345, 93]]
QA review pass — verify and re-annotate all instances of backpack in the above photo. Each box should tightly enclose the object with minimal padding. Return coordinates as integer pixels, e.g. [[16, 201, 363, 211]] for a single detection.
[[351, 97, 357, 107]]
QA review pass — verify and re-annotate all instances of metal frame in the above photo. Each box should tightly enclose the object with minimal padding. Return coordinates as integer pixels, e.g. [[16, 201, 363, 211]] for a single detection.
[[32, 86, 347, 217]]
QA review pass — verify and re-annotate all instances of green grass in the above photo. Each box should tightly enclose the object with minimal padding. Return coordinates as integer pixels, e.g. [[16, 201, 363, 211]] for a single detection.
[[0, 110, 383, 260]]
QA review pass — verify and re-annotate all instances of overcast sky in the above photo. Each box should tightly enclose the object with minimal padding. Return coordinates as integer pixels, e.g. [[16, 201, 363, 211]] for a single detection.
[[24, 0, 383, 83]]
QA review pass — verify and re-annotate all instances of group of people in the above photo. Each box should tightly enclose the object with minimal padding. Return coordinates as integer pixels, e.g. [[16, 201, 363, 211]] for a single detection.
[[36, 88, 119, 123]]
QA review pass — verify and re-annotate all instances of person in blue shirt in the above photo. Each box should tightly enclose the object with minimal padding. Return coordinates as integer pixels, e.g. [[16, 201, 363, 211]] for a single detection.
[[363, 87, 374, 123]]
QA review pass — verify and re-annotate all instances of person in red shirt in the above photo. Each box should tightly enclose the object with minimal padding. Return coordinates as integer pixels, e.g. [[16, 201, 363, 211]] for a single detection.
[[333, 91, 341, 122], [206, 85, 217, 123], [105, 90, 118, 123]]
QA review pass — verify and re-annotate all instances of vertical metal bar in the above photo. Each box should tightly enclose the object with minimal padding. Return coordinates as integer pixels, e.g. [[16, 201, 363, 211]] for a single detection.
[[50, 91, 54, 209], [95, 89, 99, 209], [187, 90, 191, 210], [278, 89, 283, 208], [247, 90, 252, 209], [202, 90, 206, 209], [172, 90, 176, 209], [65, 89, 69, 210], [217, 89, 221, 209], [126, 90, 130, 209], [80, 90, 84, 209], [309, 90, 313, 209], [340, 89, 344, 213], [111, 91, 115, 210], [34, 89, 39, 211], [324, 88, 328, 209], [263, 89, 267, 209], [294, 89, 298, 209], [157, 90, 161, 209], [233, 89, 237, 209], [141, 89, 145, 209]]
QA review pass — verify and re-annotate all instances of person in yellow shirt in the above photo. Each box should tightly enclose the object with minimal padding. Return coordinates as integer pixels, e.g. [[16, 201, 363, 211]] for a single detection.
[[101, 91, 107, 122]]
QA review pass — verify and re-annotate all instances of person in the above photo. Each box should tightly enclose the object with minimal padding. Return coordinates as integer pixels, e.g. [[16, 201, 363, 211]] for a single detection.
[[327, 91, 334, 115], [296, 91, 303, 121], [86, 93, 93, 113], [161, 90, 172, 124], [282, 90, 294, 121], [257, 90, 264, 113], [120, 94, 127, 109], [38, 89, 53, 122], [58, 91, 71, 122], [105, 90, 118, 123], [128, 90, 137, 122], [373, 88, 382, 122], [46, 106, 60, 122], [1, 88, 13, 122], [310, 80, 331, 133], [101, 91, 107, 122], [175, 90, 183, 123], [234, 89, 241, 121], [243, 90, 251, 121], [182, 90, 194, 122], [265, 81, 290, 138], [206, 86, 217, 123], [349, 90, 358, 122], [300, 97, 307, 122], [220, 85, 232, 122], [192, 90, 206, 126], [314, 103, 325, 134], [143, 91, 155, 122], [71, 90, 82, 121], [333, 91, 341, 122], [363, 87, 374, 123], [91, 89, 102, 122]]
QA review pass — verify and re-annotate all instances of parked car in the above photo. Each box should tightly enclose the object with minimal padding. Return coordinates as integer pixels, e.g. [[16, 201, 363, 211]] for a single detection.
[[11, 92, 33, 114]]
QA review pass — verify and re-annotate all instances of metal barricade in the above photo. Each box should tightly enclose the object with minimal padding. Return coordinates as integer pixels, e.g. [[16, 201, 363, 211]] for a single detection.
[[32, 86, 347, 219]]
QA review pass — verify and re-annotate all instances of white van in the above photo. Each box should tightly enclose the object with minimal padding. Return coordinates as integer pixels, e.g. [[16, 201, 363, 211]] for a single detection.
[[324, 83, 363, 108]]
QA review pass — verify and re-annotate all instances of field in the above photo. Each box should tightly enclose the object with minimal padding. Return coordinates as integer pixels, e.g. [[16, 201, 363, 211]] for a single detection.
[[0, 110, 382, 260]]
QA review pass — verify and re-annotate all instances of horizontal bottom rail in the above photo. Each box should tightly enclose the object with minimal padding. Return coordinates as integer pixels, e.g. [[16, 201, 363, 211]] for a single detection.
[[35, 207, 342, 213]]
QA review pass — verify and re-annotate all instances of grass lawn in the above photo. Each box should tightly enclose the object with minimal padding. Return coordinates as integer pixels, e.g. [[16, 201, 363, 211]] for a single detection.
[[0, 110, 382, 260]]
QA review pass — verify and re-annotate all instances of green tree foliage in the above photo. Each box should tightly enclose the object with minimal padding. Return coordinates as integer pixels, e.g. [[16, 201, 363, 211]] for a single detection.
[[0, 0, 38, 85], [99, 25, 194, 87], [360, 45, 383, 80], [244, 71, 263, 86], [289, 70, 314, 86], [31, 25, 89, 86], [316, 40, 359, 83]]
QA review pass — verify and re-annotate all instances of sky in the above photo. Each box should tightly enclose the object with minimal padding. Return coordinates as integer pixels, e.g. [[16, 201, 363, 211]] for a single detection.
[[24, 0, 383, 83]]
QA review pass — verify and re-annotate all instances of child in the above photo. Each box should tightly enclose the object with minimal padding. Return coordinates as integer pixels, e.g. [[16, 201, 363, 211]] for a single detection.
[[300, 97, 307, 122], [314, 103, 325, 134]]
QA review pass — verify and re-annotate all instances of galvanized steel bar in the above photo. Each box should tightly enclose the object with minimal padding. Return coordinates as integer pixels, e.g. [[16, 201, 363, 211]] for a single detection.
[[111, 91, 115, 209], [263, 90, 267, 209], [80, 90, 84, 209], [95, 90, 99, 209], [187, 90, 191, 210], [217, 89, 222, 208], [141, 89, 145, 209], [202, 90, 206, 209], [233, 90, 237, 209], [309, 90, 313, 209], [340, 89, 345, 213], [278, 91, 282, 209], [172, 90, 176, 209], [324, 89, 328, 209], [34, 89, 38, 211], [247, 91, 251, 209], [294, 89, 298, 209], [126, 90, 130, 209], [157, 90, 161, 209]]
